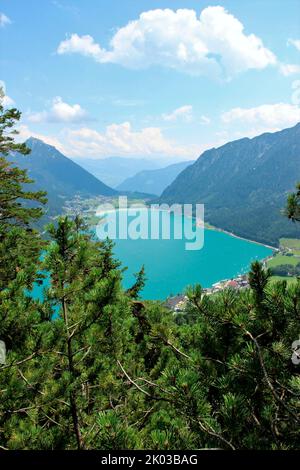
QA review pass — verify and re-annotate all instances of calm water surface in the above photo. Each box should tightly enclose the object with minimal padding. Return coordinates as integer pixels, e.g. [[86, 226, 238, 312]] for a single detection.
[[32, 210, 273, 301], [102, 209, 273, 299]]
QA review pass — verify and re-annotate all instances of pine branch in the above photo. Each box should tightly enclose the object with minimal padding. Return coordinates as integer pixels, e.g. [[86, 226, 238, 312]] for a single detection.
[[245, 330, 300, 424]]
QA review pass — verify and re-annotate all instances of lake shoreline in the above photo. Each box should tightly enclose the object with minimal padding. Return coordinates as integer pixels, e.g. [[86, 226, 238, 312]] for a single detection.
[[202, 222, 278, 252], [96, 207, 272, 299], [147, 204, 277, 252], [94, 204, 277, 252]]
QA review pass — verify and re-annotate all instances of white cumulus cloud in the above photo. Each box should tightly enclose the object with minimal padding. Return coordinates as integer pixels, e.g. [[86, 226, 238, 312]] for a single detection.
[[0, 80, 15, 107], [162, 105, 193, 122], [17, 125, 68, 154], [0, 13, 11, 27], [18, 121, 199, 159], [57, 6, 277, 78], [65, 122, 196, 158], [221, 102, 300, 136], [28, 97, 89, 123], [279, 63, 300, 76], [57, 34, 103, 59]]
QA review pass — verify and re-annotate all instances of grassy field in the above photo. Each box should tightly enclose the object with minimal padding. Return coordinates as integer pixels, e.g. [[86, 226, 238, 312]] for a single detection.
[[268, 238, 300, 283], [280, 238, 300, 251], [267, 254, 300, 268], [269, 275, 298, 285]]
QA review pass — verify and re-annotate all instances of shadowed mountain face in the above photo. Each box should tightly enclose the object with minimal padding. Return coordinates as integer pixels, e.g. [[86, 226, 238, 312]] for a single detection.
[[160, 123, 300, 246], [23, 138, 116, 196], [9, 137, 117, 218], [117, 160, 194, 196]]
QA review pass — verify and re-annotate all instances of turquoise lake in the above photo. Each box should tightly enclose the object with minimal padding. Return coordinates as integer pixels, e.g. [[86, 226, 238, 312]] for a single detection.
[[95, 209, 273, 300], [32, 209, 273, 302]]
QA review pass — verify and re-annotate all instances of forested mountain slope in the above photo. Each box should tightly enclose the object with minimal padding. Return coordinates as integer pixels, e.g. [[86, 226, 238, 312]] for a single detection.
[[160, 123, 300, 246], [9, 137, 117, 217]]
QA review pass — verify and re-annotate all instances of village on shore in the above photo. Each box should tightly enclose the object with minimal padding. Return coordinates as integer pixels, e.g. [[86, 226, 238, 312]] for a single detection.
[[165, 273, 250, 311], [166, 239, 300, 312]]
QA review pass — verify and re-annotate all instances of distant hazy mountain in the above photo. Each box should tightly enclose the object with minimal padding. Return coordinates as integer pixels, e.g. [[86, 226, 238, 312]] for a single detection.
[[9, 137, 117, 217], [117, 160, 194, 196], [73, 157, 164, 188], [160, 123, 300, 246]]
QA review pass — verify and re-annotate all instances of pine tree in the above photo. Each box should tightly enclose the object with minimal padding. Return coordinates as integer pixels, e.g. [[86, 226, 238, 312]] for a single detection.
[[126, 265, 146, 299], [28, 216, 138, 449], [285, 182, 300, 222], [1, 92, 300, 450], [0, 89, 47, 449], [0, 88, 46, 288]]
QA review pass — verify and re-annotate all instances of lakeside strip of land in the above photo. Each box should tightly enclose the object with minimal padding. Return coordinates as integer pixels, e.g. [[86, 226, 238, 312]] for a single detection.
[[203, 221, 277, 251]]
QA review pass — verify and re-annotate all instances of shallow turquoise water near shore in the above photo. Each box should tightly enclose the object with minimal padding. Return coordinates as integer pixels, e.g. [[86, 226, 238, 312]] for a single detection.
[[113, 230, 272, 300], [97, 210, 273, 300], [32, 210, 273, 302]]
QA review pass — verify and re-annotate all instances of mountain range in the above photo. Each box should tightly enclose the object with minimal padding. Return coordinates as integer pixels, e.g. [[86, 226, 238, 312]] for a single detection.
[[117, 160, 194, 196], [9, 123, 300, 246], [9, 137, 117, 217], [160, 123, 300, 246], [72, 156, 168, 188]]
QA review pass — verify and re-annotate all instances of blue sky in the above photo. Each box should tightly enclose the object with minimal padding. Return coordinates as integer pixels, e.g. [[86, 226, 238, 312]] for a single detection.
[[1, 0, 300, 162]]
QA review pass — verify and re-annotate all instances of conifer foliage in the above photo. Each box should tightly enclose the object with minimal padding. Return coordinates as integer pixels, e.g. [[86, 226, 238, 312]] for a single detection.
[[0, 95, 299, 449]]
